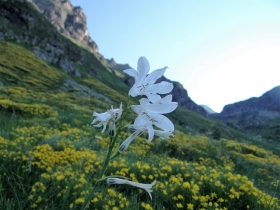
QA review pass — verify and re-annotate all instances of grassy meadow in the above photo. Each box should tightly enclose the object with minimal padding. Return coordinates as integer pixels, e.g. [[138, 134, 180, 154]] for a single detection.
[[0, 42, 280, 210]]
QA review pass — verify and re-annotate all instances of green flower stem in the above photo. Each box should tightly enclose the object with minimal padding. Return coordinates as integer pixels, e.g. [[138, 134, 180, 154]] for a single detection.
[[82, 96, 130, 210]]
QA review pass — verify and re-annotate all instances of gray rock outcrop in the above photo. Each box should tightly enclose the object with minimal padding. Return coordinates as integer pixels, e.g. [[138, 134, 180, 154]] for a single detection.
[[61, 79, 113, 103], [30, 0, 98, 52]]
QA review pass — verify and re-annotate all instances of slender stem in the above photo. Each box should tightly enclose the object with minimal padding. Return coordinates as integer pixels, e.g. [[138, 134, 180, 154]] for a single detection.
[[81, 181, 98, 210], [81, 96, 130, 210], [97, 133, 117, 179], [98, 96, 130, 179]]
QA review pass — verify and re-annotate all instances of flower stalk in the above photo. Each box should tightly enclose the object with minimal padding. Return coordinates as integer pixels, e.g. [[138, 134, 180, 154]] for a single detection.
[[82, 56, 177, 209], [82, 97, 130, 210]]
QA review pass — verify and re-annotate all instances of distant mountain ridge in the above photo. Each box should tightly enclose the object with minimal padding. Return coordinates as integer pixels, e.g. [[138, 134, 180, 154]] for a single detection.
[[211, 86, 280, 141], [221, 86, 280, 115]]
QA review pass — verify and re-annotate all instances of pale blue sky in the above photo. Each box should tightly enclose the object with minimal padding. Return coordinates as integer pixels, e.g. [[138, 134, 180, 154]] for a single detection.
[[71, 0, 280, 112]]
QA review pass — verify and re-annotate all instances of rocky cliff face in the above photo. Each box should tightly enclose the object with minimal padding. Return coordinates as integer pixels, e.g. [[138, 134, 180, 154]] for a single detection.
[[124, 76, 208, 117], [30, 0, 98, 52], [0, 0, 84, 76], [0, 0, 130, 87], [30, 0, 130, 70]]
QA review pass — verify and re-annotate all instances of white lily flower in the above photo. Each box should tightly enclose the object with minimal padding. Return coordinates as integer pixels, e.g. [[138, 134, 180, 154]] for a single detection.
[[91, 103, 122, 133], [124, 57, 173, 102], [132, 104, 174, 142], [91, 112, 111, 133], [108, 103, 123, 122], [107, 178, 156, 200]]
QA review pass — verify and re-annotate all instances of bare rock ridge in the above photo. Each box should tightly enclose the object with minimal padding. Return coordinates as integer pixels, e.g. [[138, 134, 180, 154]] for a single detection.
[[30, 0, 128, 70], [30, 0, 99, 52]]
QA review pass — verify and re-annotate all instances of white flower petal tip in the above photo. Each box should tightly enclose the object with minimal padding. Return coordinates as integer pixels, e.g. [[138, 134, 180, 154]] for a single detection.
[[107, 178, 157, 200], [128, 125, 174, 143], [118, 131, 141, 153], [91, 112, 111, 133]]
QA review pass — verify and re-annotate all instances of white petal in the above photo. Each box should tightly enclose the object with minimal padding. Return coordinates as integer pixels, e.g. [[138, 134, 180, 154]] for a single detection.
[[128, 84, 139, 97], [143, 66, 167, 85], [146, 123, 155, 142], [154, 130, 174, 139], [154, 115, 174, 131], [128, 124, 145, 132], [123, 68, 137, 78], [91, 118, 99, 125], [161, 94, 173, 103], [95, 112, 111, 121], [146, 93, 161, 103], [118, 131, 141, 153], [144, 102, 178, 114], [107, 178, 156, 200], [131, 105, 143, 115], [139, 98, 150, 106], [136, 57, 150, 84], [101, 122, 107, 133], [145, 81, 173, 94], [134, 115, 147, 127], [93, 121, 103, 127]]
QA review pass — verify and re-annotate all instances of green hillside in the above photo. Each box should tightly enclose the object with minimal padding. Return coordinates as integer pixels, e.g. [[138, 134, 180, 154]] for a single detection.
[[0, 1, 280, 209], [1, 36, 280, 210]]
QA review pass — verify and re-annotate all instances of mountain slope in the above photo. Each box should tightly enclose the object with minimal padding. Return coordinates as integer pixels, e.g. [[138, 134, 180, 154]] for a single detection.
[[0, 0, 249, 141], [29, 0, 130, 70], [30, 0, 210, 118], [0, 0, 129, 94], [211, 86, 280, 142], [30, 0, 98, 52], [200, 104, 217, 114], [221, 86, 280, 115], [1, 1, 280, 209]]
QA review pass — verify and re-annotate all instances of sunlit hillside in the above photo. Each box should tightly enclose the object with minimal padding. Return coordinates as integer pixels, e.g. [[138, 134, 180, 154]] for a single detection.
[[0, 42, 280, 209], [0, 1, 280, 209]]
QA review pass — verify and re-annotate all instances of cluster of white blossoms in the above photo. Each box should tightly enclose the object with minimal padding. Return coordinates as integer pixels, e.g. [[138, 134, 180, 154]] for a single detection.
[[91, 56, 178, 199], [91, 104, 122, 133]]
